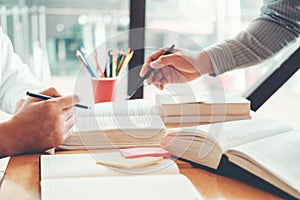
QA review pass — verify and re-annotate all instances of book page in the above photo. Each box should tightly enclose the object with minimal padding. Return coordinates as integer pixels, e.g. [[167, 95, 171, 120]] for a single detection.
[[74, 115, 165, 132], [41, 153, 179, 180], [41, 174, 202, 200], [76, 99, 162, 118], [62, 115, 165, 150], [164, 118, 293, 169], [166, 118, 292, 151], [226, 130, 300, 199], [209, 118, 293, 152]]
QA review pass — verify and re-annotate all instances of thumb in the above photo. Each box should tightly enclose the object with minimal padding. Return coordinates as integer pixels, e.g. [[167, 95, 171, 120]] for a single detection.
[[150, 54, 178, 69]]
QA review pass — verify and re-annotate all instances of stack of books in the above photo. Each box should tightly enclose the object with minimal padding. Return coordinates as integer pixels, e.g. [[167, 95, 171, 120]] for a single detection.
[[156, 93, 251, 124]]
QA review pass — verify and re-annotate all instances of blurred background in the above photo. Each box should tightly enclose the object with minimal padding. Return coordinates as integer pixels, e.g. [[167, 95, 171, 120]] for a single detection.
[[0, 0, 299, 126]]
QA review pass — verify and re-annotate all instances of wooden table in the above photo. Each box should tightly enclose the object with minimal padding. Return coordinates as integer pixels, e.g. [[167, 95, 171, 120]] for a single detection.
[[0, 150, 290, 200]]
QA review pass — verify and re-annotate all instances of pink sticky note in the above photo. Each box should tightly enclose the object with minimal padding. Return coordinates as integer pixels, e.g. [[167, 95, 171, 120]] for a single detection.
[[120, 147, 171, 159]]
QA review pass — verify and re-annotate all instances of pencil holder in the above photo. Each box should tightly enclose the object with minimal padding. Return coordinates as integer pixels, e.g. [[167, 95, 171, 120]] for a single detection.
[[92, 77, 118, 103]]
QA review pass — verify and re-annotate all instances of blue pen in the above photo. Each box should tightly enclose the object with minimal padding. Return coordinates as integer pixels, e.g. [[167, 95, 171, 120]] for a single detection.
[[78, 48, 97, 78]]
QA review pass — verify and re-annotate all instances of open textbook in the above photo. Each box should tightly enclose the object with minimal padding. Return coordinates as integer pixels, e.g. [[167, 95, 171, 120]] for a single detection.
[[61, 98, 250, 149], [162, 118, 300, 199], [40, 153, 202, 200], [61, 99, 165, 149]]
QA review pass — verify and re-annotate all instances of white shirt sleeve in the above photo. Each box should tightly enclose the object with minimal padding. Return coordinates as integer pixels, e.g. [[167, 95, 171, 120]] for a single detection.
[[205, 0, 300, 75], [0, 27, 45, 114]]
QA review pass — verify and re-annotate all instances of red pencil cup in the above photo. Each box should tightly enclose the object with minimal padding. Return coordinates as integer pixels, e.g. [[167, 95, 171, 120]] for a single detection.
[[92, 77, 118, 103]]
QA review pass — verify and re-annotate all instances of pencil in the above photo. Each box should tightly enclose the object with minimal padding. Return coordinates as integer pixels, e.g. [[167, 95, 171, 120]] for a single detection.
[[26, 91, 91, 109], [76, 50, 97, 78], [127, 45, 175, 99], [94, 52, 104, 77], [118, 50, 134, 75]]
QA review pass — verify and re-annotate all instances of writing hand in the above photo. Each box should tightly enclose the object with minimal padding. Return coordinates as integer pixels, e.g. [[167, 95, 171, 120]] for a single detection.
[[5, 87, 79, 155]]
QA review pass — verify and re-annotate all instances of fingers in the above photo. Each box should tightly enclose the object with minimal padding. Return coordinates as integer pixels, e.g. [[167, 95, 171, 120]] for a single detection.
[[145, 54, 183, 86], [141, 47, 181, 87], [153, 82, 164, 90], [39, 87, 62, 98], [140, 47, 179, 77], [154, 66, 172, 81], [140, 49, 167, 77], [63, 116, 76, 140], [28, 87, 80, 110], [144, 55, 176, 85], [63, 107, 76, 121], [55, 115, 76, 145], [52, 110, 76, 146], [150, 54, 182, 69], [65, 115, 76, 130], [152, 70, 165, 84], [53, 95, 80, 109]]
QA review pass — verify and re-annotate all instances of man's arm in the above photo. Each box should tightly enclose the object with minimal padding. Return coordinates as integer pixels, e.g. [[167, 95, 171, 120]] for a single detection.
[[205, 0, 300, 75]]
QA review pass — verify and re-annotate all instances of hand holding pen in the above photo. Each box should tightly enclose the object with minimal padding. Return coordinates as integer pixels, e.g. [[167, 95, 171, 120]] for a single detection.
[[127, 45, 175, 98], [9, 88, 79, 155], [140, 45, 211, 90]]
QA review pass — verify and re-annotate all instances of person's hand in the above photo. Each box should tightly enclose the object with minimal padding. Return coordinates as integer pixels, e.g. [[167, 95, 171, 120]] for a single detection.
[[140, 48, 214, 90], [5, 87, 79, 155], [14, 98, 26, 114]]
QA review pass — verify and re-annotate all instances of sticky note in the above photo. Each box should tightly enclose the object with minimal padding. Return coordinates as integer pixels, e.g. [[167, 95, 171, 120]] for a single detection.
[[95, 152, 163, 169], [120, 147, 171, 159]]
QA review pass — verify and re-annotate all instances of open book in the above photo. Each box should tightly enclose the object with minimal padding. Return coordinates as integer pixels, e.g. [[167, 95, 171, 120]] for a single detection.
[[61, 99, 165, 149], [61, 98, 251, 149], [40, 153, 202, 200], [162, 118, 300, 199]]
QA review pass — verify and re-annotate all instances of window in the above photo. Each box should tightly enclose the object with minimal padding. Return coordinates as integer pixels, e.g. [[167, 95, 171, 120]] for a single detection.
[[145, 0, 264, 97], [145, 0, 299, 95], [0, 0, 129, 78]]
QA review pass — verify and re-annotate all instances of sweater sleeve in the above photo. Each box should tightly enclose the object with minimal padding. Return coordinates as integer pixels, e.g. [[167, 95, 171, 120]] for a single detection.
[[205, 0, 300, 75]]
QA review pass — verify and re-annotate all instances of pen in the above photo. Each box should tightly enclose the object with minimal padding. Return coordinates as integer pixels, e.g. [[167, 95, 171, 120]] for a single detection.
[[26, 91, 91, 109], [76, 50, 97, 78], [108, 50, 113, 77], [94, 51, 104, 77], [127, 44, 175, 99]]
